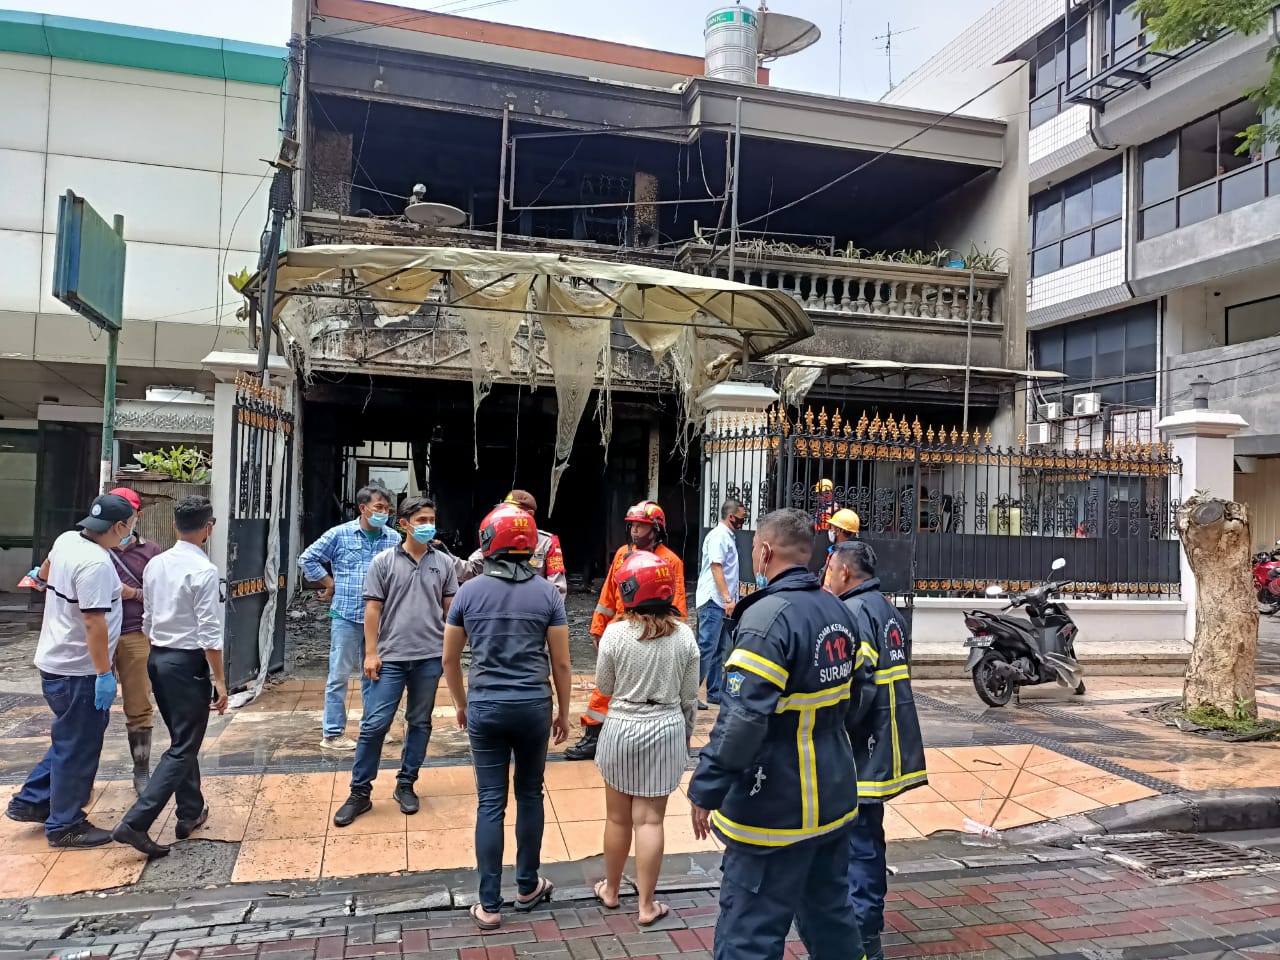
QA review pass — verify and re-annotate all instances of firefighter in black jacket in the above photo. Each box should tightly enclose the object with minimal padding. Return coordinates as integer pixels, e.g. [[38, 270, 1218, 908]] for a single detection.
[[827, 541, 928, 960], [688, 508, 876, 960]]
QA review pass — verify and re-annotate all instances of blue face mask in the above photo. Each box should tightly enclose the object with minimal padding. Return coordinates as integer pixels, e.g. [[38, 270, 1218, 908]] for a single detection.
[[119, 523, 136, 548], [755, 572, 769, 589], [367, 511, 389, 528], [411, 524, 436, 544]]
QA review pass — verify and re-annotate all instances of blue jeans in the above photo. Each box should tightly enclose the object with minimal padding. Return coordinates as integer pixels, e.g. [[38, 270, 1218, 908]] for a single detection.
[[467, 697, 552, 912], [697, 603, 729, 702], [15, 672, 111, 837], [324, 616, 372, 738], [349, 658, 442, 795], [847, 802, 888, 940]]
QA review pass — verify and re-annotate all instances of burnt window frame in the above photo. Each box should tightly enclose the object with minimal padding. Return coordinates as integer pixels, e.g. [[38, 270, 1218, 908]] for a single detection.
[[1029, 157, 1125, 278]]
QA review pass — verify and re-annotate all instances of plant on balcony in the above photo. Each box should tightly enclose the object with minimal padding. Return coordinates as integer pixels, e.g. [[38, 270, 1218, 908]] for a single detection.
[[133, 445, 212, 484]]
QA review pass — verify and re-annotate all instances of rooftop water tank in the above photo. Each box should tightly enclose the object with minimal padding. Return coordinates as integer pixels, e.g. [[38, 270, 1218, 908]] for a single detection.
[[705, 5, 759, 84]]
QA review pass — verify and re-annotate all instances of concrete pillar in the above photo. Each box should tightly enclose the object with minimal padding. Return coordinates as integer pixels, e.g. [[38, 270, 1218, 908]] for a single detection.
[[1157, 408, 1249, 642], [698, 382, 779, 532], [201, 351, 295, 580]]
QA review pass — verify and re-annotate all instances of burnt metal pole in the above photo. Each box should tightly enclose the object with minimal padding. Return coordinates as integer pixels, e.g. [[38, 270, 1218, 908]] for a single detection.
[[496, 104, 509, 251], [256, 33, 304, 385]]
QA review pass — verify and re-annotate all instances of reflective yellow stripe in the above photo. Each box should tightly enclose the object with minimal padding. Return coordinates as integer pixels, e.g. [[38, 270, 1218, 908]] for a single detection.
[[796, 707, 818, 829], [858, 642, 878, 666], [725, 649, 789, 689], [775, 684, 851, 712], [889, 679, 901, 779], [874, 665, 910, 685], [857, 770, 928, 798], [710, 807, 859, 847]]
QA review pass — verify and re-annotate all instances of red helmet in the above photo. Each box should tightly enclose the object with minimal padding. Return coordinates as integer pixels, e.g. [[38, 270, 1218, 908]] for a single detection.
[[625, 500, 667, 539], [478, 503, 537, 558], [615, 550, 677, 613]]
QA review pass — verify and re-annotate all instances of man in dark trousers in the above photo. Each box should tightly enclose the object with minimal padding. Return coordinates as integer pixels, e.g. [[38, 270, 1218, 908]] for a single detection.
[[112, 496, 228, 859], [826, 541, 927, 960], [687, 508, 875, 960]]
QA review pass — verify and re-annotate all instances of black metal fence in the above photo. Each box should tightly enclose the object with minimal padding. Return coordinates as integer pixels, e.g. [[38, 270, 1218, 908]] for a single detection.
[[703, 407, 1182, 599], [225, 375, 294, 688]]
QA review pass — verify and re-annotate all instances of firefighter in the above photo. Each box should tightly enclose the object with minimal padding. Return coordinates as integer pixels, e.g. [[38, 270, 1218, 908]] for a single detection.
[[450, 490, 567, 597], [812, 478, 836, 532], [687, 508, 874, 960], [820, 508, 861, 592], [563, 501, 687, 762], [827, 540, 927, 960]]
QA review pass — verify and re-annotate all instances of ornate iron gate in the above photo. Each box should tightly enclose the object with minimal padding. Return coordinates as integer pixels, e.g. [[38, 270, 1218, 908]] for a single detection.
[[225, 376, 294, 688], [703, 407, 1182, 602]]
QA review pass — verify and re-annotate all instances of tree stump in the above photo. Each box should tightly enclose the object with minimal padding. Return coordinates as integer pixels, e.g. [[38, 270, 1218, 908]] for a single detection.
[[1176, 496, 1257, 716]]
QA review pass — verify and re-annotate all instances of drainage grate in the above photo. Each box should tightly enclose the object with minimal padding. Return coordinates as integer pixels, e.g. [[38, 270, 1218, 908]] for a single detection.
[[1087, 832, 1280, 883]]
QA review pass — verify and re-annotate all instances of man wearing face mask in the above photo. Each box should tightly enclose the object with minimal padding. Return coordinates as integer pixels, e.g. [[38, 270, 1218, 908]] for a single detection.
[[334, 495, 458, 826], [564, 501, 686, 761], [820, 509, 861, 593], [112, 497, 227, 859], [687, 508, 875, 960], [300, 485, 401, 751], [7, 493, 135, 848], [694, 499, 745, 709]]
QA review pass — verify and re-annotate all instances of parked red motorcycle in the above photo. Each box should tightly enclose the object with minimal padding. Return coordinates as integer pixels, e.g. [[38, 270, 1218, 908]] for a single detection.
[[1254, 540, 1280, 616]]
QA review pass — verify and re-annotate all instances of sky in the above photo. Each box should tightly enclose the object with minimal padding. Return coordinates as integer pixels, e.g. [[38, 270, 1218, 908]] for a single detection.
[[5, 0, 992, 102]]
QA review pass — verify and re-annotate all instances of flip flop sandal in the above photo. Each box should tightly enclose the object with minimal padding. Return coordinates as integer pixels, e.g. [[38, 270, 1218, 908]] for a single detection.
[[513, 877, 554, 912], [593, 879, 620, 910], [636, 903, 670, 928], [470, 903, 501, 931]]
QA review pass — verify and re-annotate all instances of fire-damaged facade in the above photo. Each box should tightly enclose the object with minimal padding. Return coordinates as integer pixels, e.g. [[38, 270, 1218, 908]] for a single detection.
[[284, 0, 1034, 583]]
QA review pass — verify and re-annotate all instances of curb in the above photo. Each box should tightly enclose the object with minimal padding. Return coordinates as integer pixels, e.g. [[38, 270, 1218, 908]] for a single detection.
[[1004, 788, 1280, 846]]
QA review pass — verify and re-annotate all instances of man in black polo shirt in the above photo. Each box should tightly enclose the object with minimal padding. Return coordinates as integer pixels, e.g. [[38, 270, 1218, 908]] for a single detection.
[[334, 496, 458, 826]]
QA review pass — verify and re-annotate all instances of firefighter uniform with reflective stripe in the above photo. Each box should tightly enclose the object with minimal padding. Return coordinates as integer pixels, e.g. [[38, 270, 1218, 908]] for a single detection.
[[688, 565, 874, 960], [840, 577, 927, 957], [580, 543, 686, 727]]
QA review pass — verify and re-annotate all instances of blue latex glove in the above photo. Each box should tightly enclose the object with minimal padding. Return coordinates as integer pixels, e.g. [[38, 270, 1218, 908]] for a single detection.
[[93, 672, 117, 711]]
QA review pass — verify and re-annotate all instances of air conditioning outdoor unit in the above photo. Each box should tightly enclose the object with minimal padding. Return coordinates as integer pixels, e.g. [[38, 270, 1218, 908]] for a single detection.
[[1037, 402, 1064, 421], [1026, 422, 1053, 446], [1073, 392, 1102, 417]]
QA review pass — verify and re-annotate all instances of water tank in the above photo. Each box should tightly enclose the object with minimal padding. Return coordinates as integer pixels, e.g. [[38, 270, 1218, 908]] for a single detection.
[[705, 5, 759, 84]]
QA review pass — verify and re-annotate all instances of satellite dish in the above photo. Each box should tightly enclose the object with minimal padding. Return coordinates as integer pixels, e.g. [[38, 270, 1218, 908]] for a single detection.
[[404, 202, 467, 230], [757, 7, 820, 60]]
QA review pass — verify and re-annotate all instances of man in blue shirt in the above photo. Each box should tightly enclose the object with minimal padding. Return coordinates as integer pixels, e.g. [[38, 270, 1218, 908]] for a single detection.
[[299, 485, 400, 751], [694, 499, 744, 709]]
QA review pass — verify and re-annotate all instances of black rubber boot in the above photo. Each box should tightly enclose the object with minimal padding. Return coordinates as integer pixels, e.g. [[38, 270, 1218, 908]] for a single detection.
[[128, 729, 152, 797], [862, 933, 884, 960], [563, 725, 600, 761]]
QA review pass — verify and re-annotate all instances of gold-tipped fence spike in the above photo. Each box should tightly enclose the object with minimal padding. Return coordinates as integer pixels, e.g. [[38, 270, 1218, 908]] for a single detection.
[[961, 428, 970, 446], [832, 410, 843, 434], [1018, 432, 1026, 447], [856, 412, 869, 439], [984, 427, 993, 444], [1074, 434, 1081, 451], [949, 426, 960, 445], [818, 407, 829, 434], [804, 407, 815, 432], [926, 425, 936, 444], [913, 416, 923, 442], [870, 413, 884, 439]]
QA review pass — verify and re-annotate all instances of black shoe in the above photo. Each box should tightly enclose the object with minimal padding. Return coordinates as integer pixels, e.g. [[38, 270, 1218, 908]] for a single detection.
[[6, 799, 49, 824], [333, 793, 372, 827], [128, 730, 152, 797], [48, 821, 112, 849], [394, 784, 419, 815], [863, 934, 884, 960], [111, 821, 170, 859], [563, 726, 599, 761], [697, 700, 709, 711], [175, 806, 209, 841]]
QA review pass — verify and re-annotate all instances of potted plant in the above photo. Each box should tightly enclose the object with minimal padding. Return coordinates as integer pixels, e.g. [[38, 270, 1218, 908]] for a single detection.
[[117, 446, 213, 547]]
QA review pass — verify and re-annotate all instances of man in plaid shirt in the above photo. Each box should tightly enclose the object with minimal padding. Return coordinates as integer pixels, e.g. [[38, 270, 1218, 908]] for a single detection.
[[299, 486, 400, 751]]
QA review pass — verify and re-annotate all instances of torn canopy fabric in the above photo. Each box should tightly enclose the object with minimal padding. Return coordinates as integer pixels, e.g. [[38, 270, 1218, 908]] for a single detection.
[[541, 280, 617, 512]]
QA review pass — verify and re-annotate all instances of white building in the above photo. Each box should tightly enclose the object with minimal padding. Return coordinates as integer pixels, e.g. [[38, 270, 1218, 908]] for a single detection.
[[887, 0, 1280, 547], [0, 10, 283, 585]]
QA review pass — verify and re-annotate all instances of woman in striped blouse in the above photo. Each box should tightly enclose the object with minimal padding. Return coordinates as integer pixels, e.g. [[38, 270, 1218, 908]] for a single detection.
[[592, 551, 700, 926]]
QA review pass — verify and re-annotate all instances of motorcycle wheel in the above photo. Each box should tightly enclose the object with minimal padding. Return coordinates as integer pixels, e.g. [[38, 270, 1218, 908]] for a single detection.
[[1074, 680, 1086, 696], [973, 653, 1014, 708], [1259, 591, 1279, 616]]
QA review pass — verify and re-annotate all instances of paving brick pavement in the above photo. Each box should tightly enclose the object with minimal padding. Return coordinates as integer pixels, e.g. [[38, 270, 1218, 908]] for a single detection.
[[8, 860, 1280, 960]]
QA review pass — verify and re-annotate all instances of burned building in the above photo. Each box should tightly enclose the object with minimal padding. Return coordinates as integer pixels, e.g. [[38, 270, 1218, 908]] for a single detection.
[[281, 0, 1031, 581]]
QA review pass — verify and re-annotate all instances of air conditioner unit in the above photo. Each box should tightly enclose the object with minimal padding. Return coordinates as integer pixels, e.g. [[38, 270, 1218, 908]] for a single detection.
[[1037, 402, 1064, 421], [1027, 422, 1053, 446], [1073, 393, 1102, 417]]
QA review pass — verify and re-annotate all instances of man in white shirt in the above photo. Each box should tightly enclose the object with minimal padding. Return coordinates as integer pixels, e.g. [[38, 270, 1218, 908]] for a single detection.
[[694, 499, 745, 709], [112, 496, 228, 859], [7, 493, 136, 848]]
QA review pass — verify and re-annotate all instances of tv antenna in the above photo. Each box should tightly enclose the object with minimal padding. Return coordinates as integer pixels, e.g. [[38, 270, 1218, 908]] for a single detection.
[[873, 20, 917, 91], [837, 0, 847, 97]]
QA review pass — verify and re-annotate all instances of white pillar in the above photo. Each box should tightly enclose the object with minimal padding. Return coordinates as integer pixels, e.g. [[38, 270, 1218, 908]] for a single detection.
[[698, 382, 779, 532], [201, 351, 294, 580], [1157, 408, 1248, 643]]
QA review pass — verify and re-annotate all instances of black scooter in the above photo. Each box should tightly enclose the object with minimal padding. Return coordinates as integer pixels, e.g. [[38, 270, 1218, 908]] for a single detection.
[[962, 558, 1084, 708]]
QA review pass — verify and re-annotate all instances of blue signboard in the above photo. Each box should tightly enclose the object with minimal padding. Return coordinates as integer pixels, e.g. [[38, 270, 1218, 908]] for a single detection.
[[52, 190, 125, 331]]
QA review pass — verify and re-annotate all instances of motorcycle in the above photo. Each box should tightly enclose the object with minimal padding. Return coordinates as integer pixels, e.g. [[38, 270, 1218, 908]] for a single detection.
[[962, 558, 1084, 708], [1254, 539, 1280, 616]]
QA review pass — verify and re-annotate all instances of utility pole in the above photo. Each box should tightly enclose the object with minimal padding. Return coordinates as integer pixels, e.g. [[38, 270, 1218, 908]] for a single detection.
[[873, 21, 917, 92], [255, 33, 304, 386]]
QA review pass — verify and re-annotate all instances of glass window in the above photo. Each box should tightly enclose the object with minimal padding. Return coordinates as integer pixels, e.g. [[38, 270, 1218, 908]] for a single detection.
[[1067, 17, 1088, 89], [1179, 114, 1219, 189], [1111, 0, 1142, 58], [1096, 323, 1126, 379], [1033, 245, 1061, 278], [1063, 179, 1093, 234], [1125, 378, 1157, 406], [1031, 159, 1125, 277], [1092, 161, 1123, 221], [1140, 135, 1178, 204], [1064, 324, 1094, 381], [1031, 306, 1160, 415], [1141, 199, 1176, 239], [1226, 295, 1280, 346], [1124, 307, 1157, 376], [1035, 329, 1064, 370], [1032, 192, 1062, 245], [1221, 164, 1265, 213], [1061, 231, 1093, 268], [1097, 382, 1125, 405], [1219, 100, 1261, 172], [1178, 183, 1217, 226], [1093, 219, 1123, 255]]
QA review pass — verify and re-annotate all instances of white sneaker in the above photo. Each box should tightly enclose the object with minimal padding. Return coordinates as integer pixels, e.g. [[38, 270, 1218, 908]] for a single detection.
[[320, 735, 357, 751]]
